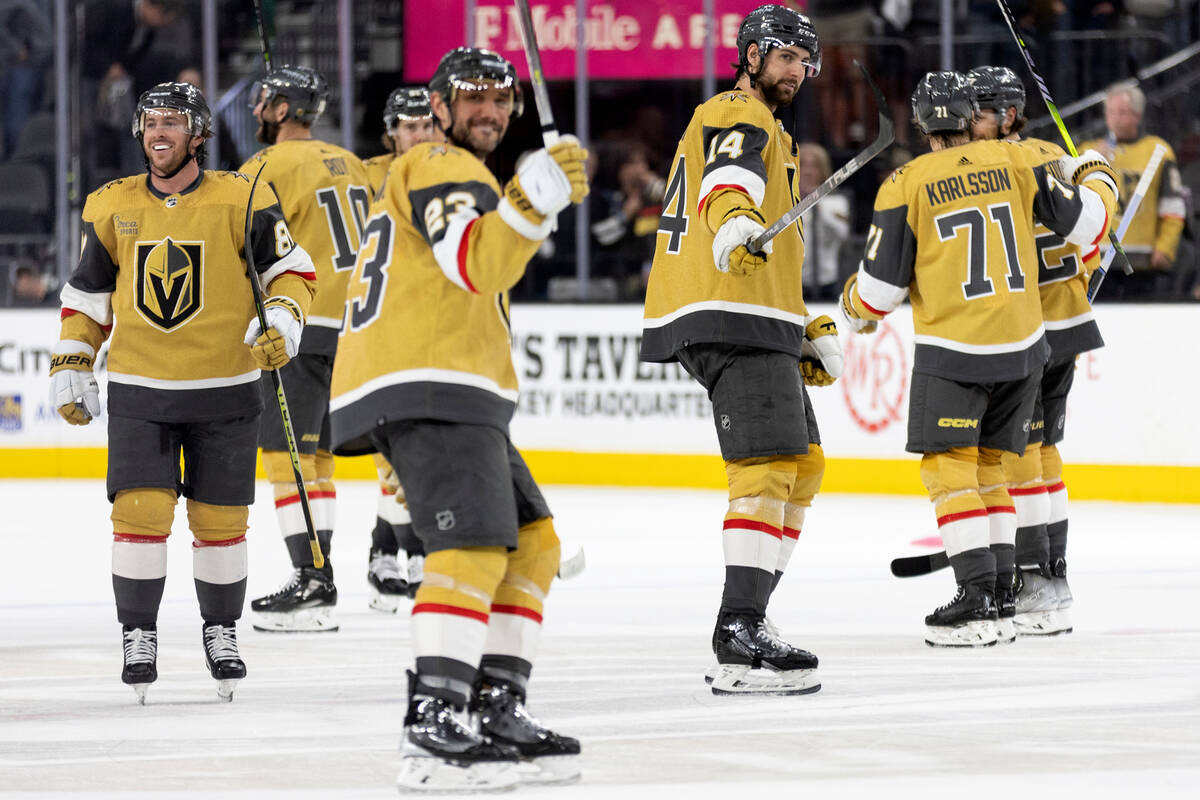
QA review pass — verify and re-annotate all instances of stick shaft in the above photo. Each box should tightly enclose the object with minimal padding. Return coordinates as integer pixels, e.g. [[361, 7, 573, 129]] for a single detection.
[[252, 0, 272, 71], [511, 0, 558, 146]]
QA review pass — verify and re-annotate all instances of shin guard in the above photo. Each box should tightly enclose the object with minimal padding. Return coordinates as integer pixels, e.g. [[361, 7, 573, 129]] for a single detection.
[[188, 500, 249, 623], [111, 488, 176, 627]]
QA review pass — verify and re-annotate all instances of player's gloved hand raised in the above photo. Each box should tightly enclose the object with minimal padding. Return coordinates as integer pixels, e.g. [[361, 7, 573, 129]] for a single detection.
[[505, 135, 590, 228], [49, 342, 101, 425], [1059, 149, 1119, 197], [800, 315, 844, 387], [548, 134, 590, 205], [244, 296, 303, 371], [712, 214, 772, 276], [839, 274, 879, 334]]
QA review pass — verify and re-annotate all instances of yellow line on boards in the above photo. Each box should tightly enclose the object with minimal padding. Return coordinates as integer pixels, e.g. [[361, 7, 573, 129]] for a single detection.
[[2, 448, 1197, 504]]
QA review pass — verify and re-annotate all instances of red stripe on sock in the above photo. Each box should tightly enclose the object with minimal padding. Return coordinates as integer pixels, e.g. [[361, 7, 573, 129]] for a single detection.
[[936, 508, 988, 527], [1046, 481, 1066, 493], [722, 518, 783, 539], [192, 535, 247, 548], [782, 526, 800, 540], [113, 533, 167, 543], [490, 604, 543, 624], [985, 505, 1016, 515], [1008, 486, 1049, 497], [308, 490, 337, 501], [412, 602, 489, 623]]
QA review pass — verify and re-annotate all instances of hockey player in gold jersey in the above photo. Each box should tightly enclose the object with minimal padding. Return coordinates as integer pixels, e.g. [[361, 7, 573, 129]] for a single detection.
[[968, 66, 1087, 637], [841, 71, 1117, 647], [49, 82, 316, 703], [330, 47, 588, 791], [239, 65, 372, 633], [642, 4, 835, 696], [359, 85, 442, 613], [363, 86, 438, 194], [1081, 84, 1187, 299]]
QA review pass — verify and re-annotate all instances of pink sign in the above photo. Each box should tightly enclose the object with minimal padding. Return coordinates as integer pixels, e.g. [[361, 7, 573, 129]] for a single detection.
[[403, 1, 798, 81]]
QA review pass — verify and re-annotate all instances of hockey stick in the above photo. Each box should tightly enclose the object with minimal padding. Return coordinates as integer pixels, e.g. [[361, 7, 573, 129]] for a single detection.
[[511, 0, 559, 147], [244, 162, 324, 569], [251, 0, 272, 72], [891, 549, 950, 578], [749, 60, 893, 253], [1087, 142, 1168, 301], [994, 0, 1133, 278]]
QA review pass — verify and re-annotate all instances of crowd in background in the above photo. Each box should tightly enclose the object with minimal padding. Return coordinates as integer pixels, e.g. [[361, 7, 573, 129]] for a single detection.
[[4, 0, 1200, 306]]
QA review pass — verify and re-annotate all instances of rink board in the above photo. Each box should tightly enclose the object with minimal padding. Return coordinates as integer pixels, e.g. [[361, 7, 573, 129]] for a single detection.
[[3, 304, 1198, 502]]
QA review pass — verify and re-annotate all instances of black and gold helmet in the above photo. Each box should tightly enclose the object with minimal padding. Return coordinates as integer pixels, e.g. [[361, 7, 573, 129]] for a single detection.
[[911, 71, 977, 134], [429, 47, 523, 117], [251, 64, 329, 124]]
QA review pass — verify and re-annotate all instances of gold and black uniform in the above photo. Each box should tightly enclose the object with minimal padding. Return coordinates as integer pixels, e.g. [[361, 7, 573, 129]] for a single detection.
[[363, 152, 394, 197], [240, 139, 372, 357], [853, 138, 1112, 383], [642, 90, 808, 362], [330, 140, 544, 452], [59, 170, 316, 422], [1079, 133, 1185, 264]]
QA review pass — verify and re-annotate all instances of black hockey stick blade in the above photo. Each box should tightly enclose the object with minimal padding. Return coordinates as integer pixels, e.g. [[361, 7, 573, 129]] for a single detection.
[[890, 550, 950, 578], [749, 60, 894, 253]]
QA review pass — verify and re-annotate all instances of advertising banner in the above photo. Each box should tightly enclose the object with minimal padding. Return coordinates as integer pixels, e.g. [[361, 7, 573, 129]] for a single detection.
[[403, 0, 767, 81]]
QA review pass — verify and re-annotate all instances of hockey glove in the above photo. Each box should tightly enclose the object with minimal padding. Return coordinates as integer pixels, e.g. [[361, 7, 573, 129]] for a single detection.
[[712, 213, 772, 276], [507, 146, 575, 221], [49, 341, 101, 425], [1059, 149, 1120, 198], [800, 315, 844, 387], [244, 296, 303, 371], [840, 274, 879, 334], [549, 134, 590, 205]]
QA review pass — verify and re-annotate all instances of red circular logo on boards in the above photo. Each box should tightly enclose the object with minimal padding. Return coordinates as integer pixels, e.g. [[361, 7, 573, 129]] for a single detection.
[[841, 323, 908, 433]]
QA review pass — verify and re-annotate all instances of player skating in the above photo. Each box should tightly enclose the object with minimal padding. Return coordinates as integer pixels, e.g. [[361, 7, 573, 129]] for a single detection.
[[329, 47, 588, 791], [50, 82, 316, 701], [841, 71, 1117, 647]]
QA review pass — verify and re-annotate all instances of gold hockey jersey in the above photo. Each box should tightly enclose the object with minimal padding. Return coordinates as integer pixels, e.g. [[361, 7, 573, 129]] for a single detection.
[[363, 152, 394, 197], [240, 139, 372, 357], [1079, 134, 1185, 263], [329, 141, 548, 453], [1018, 137, 1103, 360], [851, 138, 1114, 382], [641, 90, 807, 363], [59, 170, 316, 422]]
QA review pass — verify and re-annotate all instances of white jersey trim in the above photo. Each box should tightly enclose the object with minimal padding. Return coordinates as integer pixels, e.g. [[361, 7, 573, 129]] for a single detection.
[[856, 264, 910, 313], [329, 367, 520, 412], [1043, 311, 1095, 330], [643, 299, 809, 330], [914, 324, 1046, 355], [306, 315, 343, 329], [107, 369, 262, 391], [699, 165, 766, 209], [431, 208, 480, 293], [260, 242, 315, 287], [1063, 185, 1110, 247], [1159, 196, 1186, 218], [59, 283, 113, 327]]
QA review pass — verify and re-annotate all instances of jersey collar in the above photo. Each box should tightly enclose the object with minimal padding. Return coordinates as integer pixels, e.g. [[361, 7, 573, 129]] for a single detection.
[[145, 168, 205, 200]]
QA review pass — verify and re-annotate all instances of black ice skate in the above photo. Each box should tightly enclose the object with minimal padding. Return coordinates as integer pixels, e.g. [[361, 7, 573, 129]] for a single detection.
[[709, 611, 820, 696], [250, 566, 338, 633], [121, 625, 158, 705], [367, 549, 409, 613], [202, 622, 246, 701], [924, 581, 999, 647], [396, 674, 521, 793], [1014, 564, 1069, 636], [476, 680, 581, 785], [405, 553, 424, 599], [1050, 557, 1074, 633], [996, 573, 1017, 644]]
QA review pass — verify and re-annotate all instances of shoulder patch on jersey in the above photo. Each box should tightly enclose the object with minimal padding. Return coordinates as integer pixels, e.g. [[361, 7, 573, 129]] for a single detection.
[[718, 92, 750, 104], [958, 155, 971, 166]]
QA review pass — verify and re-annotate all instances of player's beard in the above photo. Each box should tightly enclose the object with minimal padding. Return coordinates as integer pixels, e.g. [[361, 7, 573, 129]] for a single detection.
[[450, 117, 505, 159], [257, 117, 281, 145], [759, 72, 800, 108], [144, 138, 192, 178]]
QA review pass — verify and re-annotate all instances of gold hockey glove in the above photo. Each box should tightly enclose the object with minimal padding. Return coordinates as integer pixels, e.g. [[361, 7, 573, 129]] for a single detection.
[[548, 134, 590, 205], [244, 296, 303, 371], [840, 274, 879, 334], [799, 315, 844, 386]]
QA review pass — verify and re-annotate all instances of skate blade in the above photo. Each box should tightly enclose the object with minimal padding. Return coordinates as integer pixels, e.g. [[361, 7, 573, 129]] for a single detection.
[[925, 620, 998, 648], [1014, 610, 1070, 636], [252, 607, 339, 633], [368, 589, 402, 614], [215, 678, 241, 702], [515, 754, 581, 786], [997, 618, 1017, 644], [396, 754, 520, 794], [710, 664, 821, 696], [130, 683, 150, 705]]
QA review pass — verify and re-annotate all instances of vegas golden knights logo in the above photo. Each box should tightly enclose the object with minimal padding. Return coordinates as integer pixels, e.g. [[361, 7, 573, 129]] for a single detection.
[[135, 238, 204, 330]]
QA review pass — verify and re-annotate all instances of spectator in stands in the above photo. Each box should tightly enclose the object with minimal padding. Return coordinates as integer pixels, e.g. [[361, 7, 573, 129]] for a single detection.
[[8, 259, 57, 307], [796, 143, 852, 303], [807, 0, 879, 149], [0, 0, 52, 156], [1082, 83, 1187, 299], [590, 142, 665, 298]]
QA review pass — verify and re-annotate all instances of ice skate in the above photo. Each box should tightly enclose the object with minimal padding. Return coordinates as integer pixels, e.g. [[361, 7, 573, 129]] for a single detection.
[[250, 566, 339, 632], [924, 582, 999, 648], [704, 615, 783, 684], [1050, 557, 1074, 634], [709, 612, 820, 696], [1014, 564, 1069, 636], [476, 680, 581, 785], [367, 550, 408, 613], [121, 625, 157, 704], [995, 574, 1017, 644], [405, 553, 424, 599], [202, 622, 246, 701], [396, 689, 521, 793]]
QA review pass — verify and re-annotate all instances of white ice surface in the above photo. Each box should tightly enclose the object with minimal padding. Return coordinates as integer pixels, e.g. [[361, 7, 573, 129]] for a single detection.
[[1, 480, 1198, 799]]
